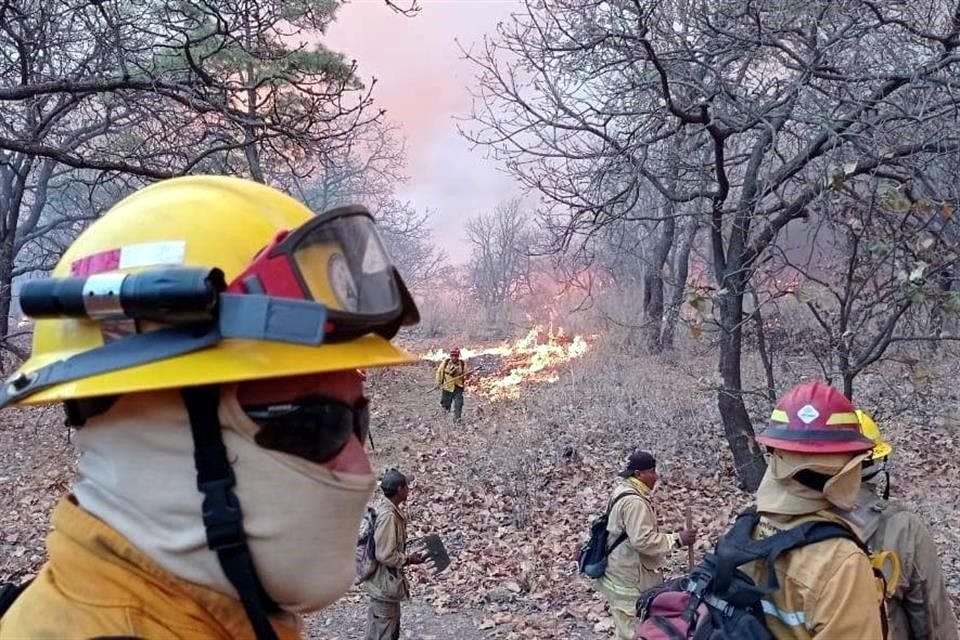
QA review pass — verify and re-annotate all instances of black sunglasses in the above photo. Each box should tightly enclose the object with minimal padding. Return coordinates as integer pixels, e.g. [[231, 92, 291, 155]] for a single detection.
[[244, 395, 370, 464]]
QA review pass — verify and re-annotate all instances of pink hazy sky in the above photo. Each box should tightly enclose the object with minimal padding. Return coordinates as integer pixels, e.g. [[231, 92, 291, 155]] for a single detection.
[[325, 0, 526, 261]]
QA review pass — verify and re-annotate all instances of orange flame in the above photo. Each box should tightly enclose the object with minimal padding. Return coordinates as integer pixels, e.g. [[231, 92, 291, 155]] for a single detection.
[[422, 326, 591, 399]]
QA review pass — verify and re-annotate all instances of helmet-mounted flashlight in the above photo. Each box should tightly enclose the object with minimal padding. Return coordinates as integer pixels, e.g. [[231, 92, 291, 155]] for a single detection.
[[19, 267, 226, 324]]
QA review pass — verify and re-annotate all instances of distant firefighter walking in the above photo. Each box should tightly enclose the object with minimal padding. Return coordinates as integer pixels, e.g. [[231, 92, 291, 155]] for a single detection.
[[435, 348, 467, 422]]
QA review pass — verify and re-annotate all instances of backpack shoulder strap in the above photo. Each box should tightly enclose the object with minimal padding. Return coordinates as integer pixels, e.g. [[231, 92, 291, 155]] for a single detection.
[[759, 517, 865, 564], [712, 510, 886, 638], [722, 509, 862, 557], [608, 489, 640, 511], [771, 519, 889, 640], [605, 490, 641, 554], [0, 578, 33, 618], [717, 509, 864, 593]]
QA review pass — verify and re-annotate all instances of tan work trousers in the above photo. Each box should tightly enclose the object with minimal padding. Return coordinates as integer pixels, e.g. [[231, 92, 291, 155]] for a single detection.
[[606, 596, 635, 640], [365, 598, 401, 640]]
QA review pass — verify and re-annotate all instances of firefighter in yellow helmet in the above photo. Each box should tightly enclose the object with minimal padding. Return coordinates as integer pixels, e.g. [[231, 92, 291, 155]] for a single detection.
[[745, 381, 885, 639], [0, 176, 420, 640], [852, 410, 959, 640], [435, 347, 467, 422]]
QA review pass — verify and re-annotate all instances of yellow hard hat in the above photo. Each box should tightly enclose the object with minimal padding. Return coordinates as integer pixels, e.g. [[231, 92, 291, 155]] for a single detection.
[[856, 410, 893, 461], [7, 175, 419, 406]]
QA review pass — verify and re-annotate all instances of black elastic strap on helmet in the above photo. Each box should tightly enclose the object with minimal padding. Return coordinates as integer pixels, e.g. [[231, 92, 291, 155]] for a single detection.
[[792, 469, 829, 492], [181, 385, 279, 640], [862, 459, 892, 500], [0, 294, 329, 410]]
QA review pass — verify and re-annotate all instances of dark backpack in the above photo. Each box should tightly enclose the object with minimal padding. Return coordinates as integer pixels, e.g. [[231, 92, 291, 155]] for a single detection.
[[578, 491, 639, 579], [354, 507, 378, 584], [634, 509, 885, 640]]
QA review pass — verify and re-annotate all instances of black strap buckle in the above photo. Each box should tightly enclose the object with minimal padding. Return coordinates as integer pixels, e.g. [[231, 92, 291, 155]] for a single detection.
[[199, 476, 245, 551]]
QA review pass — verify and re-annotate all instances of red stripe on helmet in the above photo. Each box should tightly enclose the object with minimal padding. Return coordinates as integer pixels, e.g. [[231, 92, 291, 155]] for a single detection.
[[71, 249, 121, 276]]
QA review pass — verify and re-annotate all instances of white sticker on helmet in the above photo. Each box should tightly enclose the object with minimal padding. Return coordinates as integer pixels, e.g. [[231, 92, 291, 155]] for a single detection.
[[118, 241, 186, 270], [796, 404, 820, 424]]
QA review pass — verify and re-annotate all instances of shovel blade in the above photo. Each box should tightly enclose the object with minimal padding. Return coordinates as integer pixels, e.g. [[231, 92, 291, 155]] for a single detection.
[[410, 534, 450, 574]]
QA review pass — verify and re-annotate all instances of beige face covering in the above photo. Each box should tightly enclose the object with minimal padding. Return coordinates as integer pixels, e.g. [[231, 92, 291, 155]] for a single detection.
[[73, 387, 375, 613], [756, 450, 869, 515]]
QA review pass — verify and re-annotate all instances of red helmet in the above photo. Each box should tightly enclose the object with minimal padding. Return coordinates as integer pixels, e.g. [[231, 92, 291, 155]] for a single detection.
[[450, 348, 461, 358], [757, 381, 875, 454]]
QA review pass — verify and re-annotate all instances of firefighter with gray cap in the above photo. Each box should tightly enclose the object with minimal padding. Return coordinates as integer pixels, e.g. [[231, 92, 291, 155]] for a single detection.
[[362, 469, 425, 640]]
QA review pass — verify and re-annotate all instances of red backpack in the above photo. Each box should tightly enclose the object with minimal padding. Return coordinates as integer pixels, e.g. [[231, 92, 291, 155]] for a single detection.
[[633, 509, 886, 639]]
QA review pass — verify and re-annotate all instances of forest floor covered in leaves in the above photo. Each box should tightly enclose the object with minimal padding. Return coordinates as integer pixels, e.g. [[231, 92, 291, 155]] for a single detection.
[[2, 337, 959, 639]]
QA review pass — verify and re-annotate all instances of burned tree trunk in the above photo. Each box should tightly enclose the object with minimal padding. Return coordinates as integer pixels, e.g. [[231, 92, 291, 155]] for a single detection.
[[0, 159, 32, 347], [644, 200, 676, 351], [748, 287, 777, 404], [717, 280, 767, 491], [0, 232, 14, 342], [660, 219, 698, 349]]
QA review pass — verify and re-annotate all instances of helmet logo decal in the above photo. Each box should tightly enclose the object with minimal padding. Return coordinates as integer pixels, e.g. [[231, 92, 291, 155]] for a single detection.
[[796, 404, 820, 424], [71, 241, 186, 276]]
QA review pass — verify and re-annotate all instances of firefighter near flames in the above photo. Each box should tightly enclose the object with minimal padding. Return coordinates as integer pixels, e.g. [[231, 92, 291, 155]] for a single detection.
[[434, 348, 468, 423]]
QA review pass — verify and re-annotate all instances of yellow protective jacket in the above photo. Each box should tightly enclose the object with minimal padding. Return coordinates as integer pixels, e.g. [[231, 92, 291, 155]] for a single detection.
[[435, 358, 466, 392], [0, 496, 300, 640], [852, 487, 960, 640], [743, 511, 885, 640], [361, 497, 410, 603], [595, 478, 680, 605]]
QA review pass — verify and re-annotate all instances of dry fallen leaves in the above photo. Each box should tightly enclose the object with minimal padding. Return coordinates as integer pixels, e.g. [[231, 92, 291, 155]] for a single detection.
[[2, 340, 960, 638]]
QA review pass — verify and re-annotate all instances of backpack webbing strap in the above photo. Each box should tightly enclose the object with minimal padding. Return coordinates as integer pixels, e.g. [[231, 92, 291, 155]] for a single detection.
[[359, 508, 377, 543], [0, 578, 33, 618], [719, 510, 889, 639], [652, 615, 690, 640], [605, 491, 641, 555], [716, 509, 864, 594], [182, 386, 280, 640], [607, 532, 628, 555]]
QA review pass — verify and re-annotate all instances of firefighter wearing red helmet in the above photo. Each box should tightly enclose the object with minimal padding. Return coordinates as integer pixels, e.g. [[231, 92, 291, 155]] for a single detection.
[[743, 381, 886, 640]]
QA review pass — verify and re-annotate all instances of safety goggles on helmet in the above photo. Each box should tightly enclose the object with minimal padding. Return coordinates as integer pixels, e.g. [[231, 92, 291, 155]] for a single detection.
[[2, 205, 420, 410], [245, 395, 370, 464], [228, 205, 419, 342]]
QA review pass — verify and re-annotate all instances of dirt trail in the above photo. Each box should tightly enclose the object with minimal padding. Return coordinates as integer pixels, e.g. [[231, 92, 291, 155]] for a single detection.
[[306, 598, 493, 640]]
